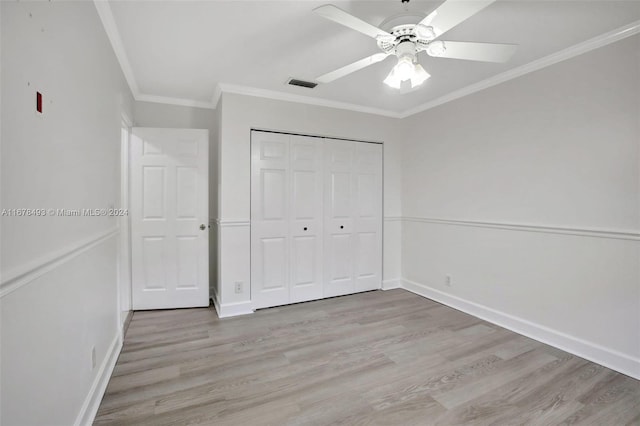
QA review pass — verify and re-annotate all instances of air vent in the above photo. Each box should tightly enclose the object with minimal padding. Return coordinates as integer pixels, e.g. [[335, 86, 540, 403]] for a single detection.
[[287, 78, 318, 89]]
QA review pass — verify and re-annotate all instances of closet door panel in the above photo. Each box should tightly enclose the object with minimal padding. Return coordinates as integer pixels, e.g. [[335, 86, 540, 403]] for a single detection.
[[289, 136, 323, 303], [353, 143, 383, 292], [251, 132, 290, 309], [323, 139, 356, 297]]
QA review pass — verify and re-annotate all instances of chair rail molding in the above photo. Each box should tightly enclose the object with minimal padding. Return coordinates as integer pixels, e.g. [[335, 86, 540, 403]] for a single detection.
[[216, 218, 251, 227], [0, 227, 120, 298], [384, 216, 403, 222], [401, 216, 640, 241]]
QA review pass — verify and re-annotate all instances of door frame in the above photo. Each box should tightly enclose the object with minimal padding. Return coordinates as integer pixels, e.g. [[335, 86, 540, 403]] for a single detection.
[[118, 113, 133, 338], [129, 128, 210, 310]]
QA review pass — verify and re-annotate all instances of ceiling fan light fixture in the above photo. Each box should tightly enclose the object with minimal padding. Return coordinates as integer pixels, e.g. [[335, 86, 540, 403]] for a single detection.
[[426, 40, 447, 57], [394, 56, 415, 81], [384, 56, 429, 90], [383, 69, 402, 89], [410, 64, 430, 88]]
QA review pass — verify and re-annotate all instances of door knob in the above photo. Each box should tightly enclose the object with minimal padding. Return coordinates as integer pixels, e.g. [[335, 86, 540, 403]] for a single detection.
[[200, 224, 206, 230]]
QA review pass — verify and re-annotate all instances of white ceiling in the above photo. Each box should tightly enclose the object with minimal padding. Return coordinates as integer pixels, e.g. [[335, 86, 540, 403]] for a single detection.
[[105, 0, 640, 115]]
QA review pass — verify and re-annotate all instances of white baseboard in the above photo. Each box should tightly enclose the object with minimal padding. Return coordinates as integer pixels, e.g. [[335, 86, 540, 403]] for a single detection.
[[74, 332, 123, 426], [382, 279, 402, 290], [214, 300, 254, 319], [401, 278, 640, 380], [211, 295, 221, 316]]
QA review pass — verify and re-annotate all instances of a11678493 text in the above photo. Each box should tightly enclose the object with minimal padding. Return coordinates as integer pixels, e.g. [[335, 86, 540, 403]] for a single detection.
[[1, 208, 128, 217]]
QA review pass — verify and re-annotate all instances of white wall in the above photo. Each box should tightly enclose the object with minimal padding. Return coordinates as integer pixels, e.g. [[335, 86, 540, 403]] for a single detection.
[[133, 101, 216, 134], [216, 93, 404, 316], [1, 1, 134, 424], [401, 35, 640, 378]]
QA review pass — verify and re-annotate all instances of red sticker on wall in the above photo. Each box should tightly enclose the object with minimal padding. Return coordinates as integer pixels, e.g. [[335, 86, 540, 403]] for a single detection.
[[36, 92, 42, 113]]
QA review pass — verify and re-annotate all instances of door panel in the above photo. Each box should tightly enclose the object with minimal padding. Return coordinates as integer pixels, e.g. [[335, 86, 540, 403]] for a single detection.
[[356, 232, 377, 277], [131, 128, 209, 309], [262, 169, 287, 220], [292, 171, 315, 219], [142, 237, 166, 290], [176, 236, 198, 289], [331, 172, 352, 218], [142, 166, 166, 219], [357, 173, 376, 218], [292, 236, 316, 286], [176, 167, 198, 219], [330, 234, 353, 279], [261, 237, 287, 290]]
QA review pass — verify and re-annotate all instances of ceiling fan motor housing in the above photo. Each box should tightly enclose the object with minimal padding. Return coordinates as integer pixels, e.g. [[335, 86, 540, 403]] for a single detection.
[[396, 39, 417, 62], [377, 23, 435, 56]]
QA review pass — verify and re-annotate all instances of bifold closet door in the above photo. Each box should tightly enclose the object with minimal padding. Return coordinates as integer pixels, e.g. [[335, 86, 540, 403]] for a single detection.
[[352, 142, 383, 292], [251, 131, 323, 309], [324, 139, 382, 298], [289, 136, 324, 303]]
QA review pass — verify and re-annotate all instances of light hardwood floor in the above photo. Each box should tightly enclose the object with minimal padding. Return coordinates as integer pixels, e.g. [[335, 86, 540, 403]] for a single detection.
[[95, 289, 640, 425]]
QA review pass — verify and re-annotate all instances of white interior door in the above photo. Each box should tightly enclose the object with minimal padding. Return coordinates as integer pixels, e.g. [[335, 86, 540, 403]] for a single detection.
[[130, 128, 209, 310]]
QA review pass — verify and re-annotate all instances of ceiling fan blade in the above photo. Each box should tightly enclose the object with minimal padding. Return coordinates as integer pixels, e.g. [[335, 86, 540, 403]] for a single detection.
[[420, 0, 497, 38], [314, 4, 393, 39], [427, 41, 517, 62], [316, 53, 390, 83]]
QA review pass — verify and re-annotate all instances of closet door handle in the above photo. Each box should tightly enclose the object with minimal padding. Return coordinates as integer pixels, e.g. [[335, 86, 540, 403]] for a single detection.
[[303, 227, 308, 231], [340, 225, 344, 229]]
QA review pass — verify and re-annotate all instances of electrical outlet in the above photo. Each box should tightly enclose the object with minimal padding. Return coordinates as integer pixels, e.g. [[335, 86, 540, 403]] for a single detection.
[[234, 281, 243, 294], [445, 275, 452, 287], [91, 347, 96, 370]]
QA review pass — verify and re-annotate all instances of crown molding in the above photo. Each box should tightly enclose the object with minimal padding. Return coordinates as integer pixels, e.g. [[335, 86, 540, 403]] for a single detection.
[[211, 84, 223, 109], [93, 0, 139, 95], [95, 0, 639, 119], [217, 83, 403, 118], [136, 94, 216, 110], [399, 19, 640, 118], [94, 1, 216, 110]]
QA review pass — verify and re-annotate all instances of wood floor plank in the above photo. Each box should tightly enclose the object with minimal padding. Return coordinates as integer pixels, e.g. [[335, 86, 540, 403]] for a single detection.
[[95, 289, 640, 425]]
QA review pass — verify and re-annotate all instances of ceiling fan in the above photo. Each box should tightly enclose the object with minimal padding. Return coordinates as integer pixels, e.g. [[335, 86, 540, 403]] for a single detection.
[[313, 0, 517, 90]]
